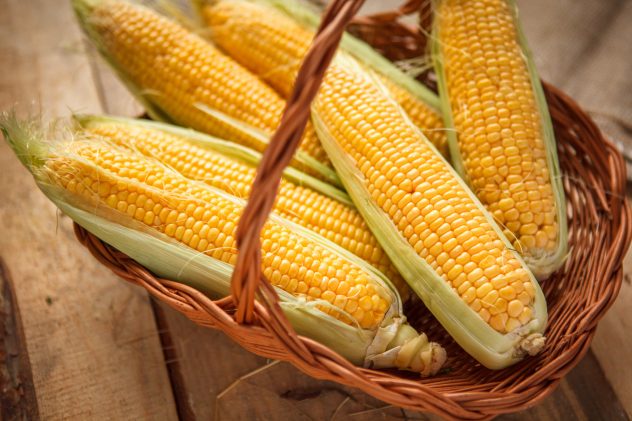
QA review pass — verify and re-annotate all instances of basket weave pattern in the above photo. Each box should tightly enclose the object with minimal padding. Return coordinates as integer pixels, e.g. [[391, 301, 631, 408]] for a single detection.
[[73, 0, 632, 418]]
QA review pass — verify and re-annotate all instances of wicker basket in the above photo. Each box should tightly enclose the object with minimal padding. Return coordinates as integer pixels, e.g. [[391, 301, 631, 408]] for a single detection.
[[73, 0, 632, 418]]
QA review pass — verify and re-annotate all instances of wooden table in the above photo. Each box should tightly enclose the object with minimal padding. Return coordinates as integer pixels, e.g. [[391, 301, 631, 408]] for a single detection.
[[1, 0, 631, 419]]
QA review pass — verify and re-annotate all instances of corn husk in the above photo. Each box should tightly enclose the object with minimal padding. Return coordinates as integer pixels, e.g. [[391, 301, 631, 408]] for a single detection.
[[74, 114, 353, 207], [311, 55, 547, 369], [431, 0, 568, 279], [1, 113, 446, 375], [72, 0, 341, 187]]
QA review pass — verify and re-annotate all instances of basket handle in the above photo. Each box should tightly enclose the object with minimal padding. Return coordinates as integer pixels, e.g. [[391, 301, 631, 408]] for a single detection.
[[231, 0, 366, 324], [349, 0, 432, 62]]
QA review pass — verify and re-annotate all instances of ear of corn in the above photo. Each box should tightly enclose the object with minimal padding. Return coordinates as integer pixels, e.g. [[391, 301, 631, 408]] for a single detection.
[[1, 114, 446, 375], [311, 55, 546, 369], [432, 0, 567, 279], [195, 0, 448, 156], [72, 0, 341, 187], [75, 115, 410, 299]]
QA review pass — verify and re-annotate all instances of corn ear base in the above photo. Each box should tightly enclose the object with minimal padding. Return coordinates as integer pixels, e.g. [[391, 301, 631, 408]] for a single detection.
[[431, 0, 568, 279], [311, 58, 547, 369]]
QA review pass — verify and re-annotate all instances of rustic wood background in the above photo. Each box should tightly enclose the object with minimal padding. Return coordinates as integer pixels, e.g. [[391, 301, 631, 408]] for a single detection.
[[1, 0, 630, 419]]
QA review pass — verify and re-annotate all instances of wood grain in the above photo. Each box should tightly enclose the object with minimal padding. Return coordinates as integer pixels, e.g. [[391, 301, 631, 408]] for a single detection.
[[518, 0, 632, 415], [0, 0, 176, 419], [146, 303, 627, 421], [0, 258, 39, 421], [153, 303, 425, 421]]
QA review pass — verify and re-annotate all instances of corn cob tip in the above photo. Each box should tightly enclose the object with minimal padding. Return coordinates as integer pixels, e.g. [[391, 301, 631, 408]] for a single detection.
[[72, 0, 104, 19], [365, 320, 447, 376], [1, 112, 48, 169]]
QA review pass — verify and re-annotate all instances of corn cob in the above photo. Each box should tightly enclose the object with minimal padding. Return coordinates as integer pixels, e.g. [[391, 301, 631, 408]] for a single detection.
[[2, 114, 446, 375], [72, 0, 340, 186], [200, 0, 449, 156], [77, 115, 409, 298], [311, 55, 546, 369], [433, 0, 567, 278]]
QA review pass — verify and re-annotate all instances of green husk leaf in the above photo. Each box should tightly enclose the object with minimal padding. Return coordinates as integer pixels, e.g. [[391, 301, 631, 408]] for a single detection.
[[71, 0, 342, 188], [193, 103, 342, 187], [74, 114, 352, 207], [431, 0, 568, 279], [311, 55, 547, 369], [1, 113, 446, 375]]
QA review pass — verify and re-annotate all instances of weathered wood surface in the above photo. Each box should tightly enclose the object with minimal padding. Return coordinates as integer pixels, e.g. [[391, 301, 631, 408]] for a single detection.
[[518, 0, 632, 415], [0, 0, 176, 419], [152, 302, 627, 421], [0, 0, 630, 419]]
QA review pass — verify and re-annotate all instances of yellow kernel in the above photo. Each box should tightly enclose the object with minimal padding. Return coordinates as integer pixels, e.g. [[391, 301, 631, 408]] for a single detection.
[[518, 307, 533, 324], [490, 313, 508, 332], [518, 291, 531, 305], [476, 283, 493, 298], [483, 265, 501, 279], [505, 317, 521, 332], [359, 296, 374, 311], [470, 298, 482, 312], [482, 290, 499, 306], [499, 286, 516, 300], [491, 276, 508, 290], [447, 264, 464, 280], [507, 300, 524, 318], [457, 281, 472, 295], [480, 255, 495, 269], [493, 298, 507, 314], [462, 286, 476, 303], [479, 308, 491, 323], [498, 198, 514, 211], [520, 235, 536, 249]]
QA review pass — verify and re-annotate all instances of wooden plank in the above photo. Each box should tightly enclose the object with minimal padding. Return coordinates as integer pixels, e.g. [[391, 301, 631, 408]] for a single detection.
[[592, 238, 632, 418], [149, 303, 626, 421], [154, 303, 423, 421], [518, 0, 632, 415], [0, 0, 177, 419], [499, 351, 628, 421], [84, 45, 144, 117], [517, 0, 632, 169], [0, 258, 39, 421]]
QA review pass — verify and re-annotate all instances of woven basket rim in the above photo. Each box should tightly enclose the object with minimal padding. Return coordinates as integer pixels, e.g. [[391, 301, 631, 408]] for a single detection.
[[72, 0, 632, 419]]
